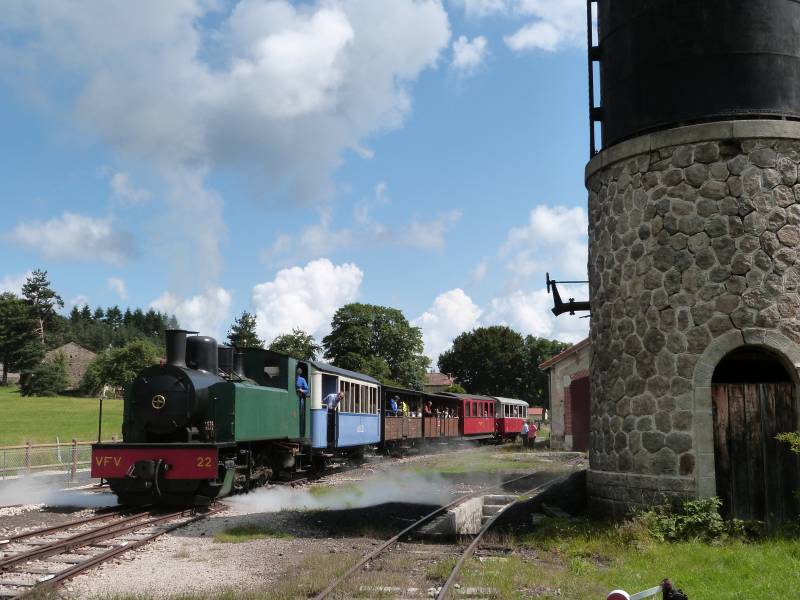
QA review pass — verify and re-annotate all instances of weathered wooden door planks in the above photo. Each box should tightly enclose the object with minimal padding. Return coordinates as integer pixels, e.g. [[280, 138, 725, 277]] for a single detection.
[[712, 382, 798, 522]]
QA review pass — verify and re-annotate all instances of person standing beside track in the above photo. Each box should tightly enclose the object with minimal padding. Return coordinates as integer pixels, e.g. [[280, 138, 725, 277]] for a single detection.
[[521, 421, 530, 447]]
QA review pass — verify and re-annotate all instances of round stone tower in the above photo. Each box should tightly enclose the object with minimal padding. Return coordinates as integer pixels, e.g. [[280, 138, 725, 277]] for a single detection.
[[586, 1, 800, 519]]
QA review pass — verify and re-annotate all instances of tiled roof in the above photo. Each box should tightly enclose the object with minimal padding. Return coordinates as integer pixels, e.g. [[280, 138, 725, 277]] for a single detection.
[[425, 372, 453, 386], [538, 337, 591, 370]]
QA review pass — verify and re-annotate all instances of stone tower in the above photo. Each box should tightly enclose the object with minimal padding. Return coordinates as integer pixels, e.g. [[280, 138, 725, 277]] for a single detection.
[[585, 1, 800, 519]]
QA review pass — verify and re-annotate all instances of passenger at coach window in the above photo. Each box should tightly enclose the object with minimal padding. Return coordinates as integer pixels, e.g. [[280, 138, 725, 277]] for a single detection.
[[401, 400, 409, 416], [324, 391, 344, 411], [424, 401, 432, 416], [390, 396, 399, 416], [295, 368, 308, 436]]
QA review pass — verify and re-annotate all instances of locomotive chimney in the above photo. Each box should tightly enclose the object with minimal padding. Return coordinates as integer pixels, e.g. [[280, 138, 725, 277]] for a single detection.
[[165, 329, 188, 368], [233, 350, 246, 379], [218, 345, 234, 375]]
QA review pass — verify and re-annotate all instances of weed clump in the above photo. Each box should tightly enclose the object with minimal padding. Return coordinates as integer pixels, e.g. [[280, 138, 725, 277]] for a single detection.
[[634, 497, 759, 543]]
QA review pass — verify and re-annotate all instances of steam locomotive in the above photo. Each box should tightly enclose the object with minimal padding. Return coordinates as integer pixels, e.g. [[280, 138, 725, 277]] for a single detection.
[[91, 330, 532, 505]]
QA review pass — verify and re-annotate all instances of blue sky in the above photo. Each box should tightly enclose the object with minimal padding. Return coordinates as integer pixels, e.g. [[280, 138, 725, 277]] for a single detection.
[[0, 0, 590, 362]]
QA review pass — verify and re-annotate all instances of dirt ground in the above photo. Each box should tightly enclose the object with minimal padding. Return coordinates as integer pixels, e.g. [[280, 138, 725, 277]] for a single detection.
[[0, 447, 584, 599]]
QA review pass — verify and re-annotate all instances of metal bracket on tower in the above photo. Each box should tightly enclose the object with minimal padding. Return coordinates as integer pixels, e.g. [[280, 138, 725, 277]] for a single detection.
[[546, 273, 591, 317]]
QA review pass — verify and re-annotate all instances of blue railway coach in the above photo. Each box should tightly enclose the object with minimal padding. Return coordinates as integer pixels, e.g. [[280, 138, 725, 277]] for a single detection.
[[309, 362, 381, 452]]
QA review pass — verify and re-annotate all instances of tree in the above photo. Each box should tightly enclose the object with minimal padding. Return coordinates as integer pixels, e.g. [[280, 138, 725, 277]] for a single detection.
[[21, 351, 68, 396], [0, 293, 44, 385], [227, 311, 264, 348], [445, 383, 466, 394], [323, 303, 430, 389], [21, 269, 63, 345], [438, 326, 528, 398], [438, 326, 572, 403], [81, 339, 161, 396], [524, 336, 571, 404], [269, 328, 321, 360]]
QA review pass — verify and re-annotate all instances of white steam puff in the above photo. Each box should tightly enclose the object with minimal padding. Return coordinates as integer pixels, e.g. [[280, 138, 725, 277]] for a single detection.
[[226, 471, 453, 513], [0, 478, 118, 509]]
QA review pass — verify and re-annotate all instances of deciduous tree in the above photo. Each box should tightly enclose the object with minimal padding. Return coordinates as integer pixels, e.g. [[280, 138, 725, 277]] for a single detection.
[[81, 339, 161, 396], [269, 328, 321, 360], [323, 303, 429, 389]]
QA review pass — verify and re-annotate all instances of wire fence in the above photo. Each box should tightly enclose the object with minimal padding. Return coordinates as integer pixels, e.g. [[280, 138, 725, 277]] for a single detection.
[[0, 438, 118, 486]]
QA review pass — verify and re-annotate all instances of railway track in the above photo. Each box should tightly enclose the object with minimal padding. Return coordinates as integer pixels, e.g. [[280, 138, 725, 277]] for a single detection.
[[312, 470, 567, 600], [0, 505, 221, 599]]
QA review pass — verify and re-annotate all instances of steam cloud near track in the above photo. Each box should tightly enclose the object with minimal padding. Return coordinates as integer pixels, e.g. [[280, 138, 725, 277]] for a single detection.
[[226, 471, 457, 513], [0, 477, 118, 509]]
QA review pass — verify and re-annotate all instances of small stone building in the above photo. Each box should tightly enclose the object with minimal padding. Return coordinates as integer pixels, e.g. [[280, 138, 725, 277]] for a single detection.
[[45, 342, 96, 391], [539, 338, 591, 452]]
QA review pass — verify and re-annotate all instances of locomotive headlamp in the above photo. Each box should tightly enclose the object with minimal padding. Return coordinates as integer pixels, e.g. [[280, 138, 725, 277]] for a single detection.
[[151, 395, 167, 410]]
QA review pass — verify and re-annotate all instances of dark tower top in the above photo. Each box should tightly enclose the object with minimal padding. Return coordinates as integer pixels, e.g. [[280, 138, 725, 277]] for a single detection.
[[596, 0, 800, 148]]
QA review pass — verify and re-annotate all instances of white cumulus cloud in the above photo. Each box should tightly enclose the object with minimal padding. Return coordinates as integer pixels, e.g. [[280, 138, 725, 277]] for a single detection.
[[107, 277, 128, 301], [5, 212, 136, 266], [110, 172, 151, 205], [451, 35, 488, 75], [505, 0, 586, 52], [500, 204, 587, 281], [252, 258, 363, 343], [151, 287, 233, 339], [449, 0, 508, 17], [0, 272, 31, 295], [483, 286, 588, 343], [0, 0, 451, 283], [413, 288, 482, 361]]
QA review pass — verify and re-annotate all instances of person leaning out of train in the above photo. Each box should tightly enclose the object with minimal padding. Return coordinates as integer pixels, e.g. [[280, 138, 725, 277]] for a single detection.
[[324, 391, 344, 411], [296, 368, 309, 398]]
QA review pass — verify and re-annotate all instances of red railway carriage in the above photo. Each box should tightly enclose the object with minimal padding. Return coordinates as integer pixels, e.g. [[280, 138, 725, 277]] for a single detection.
[[494, 397, 529, 440], [443, 393, 496, 439]]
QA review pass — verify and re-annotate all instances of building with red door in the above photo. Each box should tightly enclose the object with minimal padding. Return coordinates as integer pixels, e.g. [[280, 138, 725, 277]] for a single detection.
[[539, 338, 591, 452]]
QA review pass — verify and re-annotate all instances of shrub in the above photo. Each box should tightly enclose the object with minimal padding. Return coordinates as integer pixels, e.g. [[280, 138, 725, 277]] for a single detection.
[[81, 339, 160, 396], [776, 431, 800, 454], [21, 351, 69, 397], [635, 497, 757, 543]]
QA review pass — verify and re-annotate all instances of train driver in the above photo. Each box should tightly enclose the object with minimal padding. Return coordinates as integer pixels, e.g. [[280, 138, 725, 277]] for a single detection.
[[296, 368, 309, 436]]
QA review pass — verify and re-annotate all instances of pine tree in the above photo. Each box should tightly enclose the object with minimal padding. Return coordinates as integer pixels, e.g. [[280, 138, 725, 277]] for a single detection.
[[20, 269, 63, 345], [227, 311, 264, 348], [0, 293, 44, 385]]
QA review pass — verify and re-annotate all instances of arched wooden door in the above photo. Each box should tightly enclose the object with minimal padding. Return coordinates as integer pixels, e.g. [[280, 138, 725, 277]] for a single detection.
[[712, 348, 799, 522]]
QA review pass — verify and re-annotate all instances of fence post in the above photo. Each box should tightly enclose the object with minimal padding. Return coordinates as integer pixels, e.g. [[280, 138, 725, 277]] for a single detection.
[[25, 441, 31, 473], [70, 438, 78, 484]]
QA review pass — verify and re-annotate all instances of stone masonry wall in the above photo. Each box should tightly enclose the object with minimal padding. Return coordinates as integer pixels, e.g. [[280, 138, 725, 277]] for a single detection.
[[586, 122, 800, 516]]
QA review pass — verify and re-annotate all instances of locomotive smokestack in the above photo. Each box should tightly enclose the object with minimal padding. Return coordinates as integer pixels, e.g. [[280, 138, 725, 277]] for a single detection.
[[165, 329, 187, 368], [218, 345, 234, 375], [233, 350, 246, 378]]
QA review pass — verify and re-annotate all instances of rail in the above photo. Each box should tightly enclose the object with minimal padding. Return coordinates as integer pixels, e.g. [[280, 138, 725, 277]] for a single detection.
[[312, 472, 539, 600], [0, 438, 118, 482]]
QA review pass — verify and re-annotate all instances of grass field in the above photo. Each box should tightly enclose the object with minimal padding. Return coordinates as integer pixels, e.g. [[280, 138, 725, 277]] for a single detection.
[[458, 518, 800, 599], [0, 385, 123, 446]]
